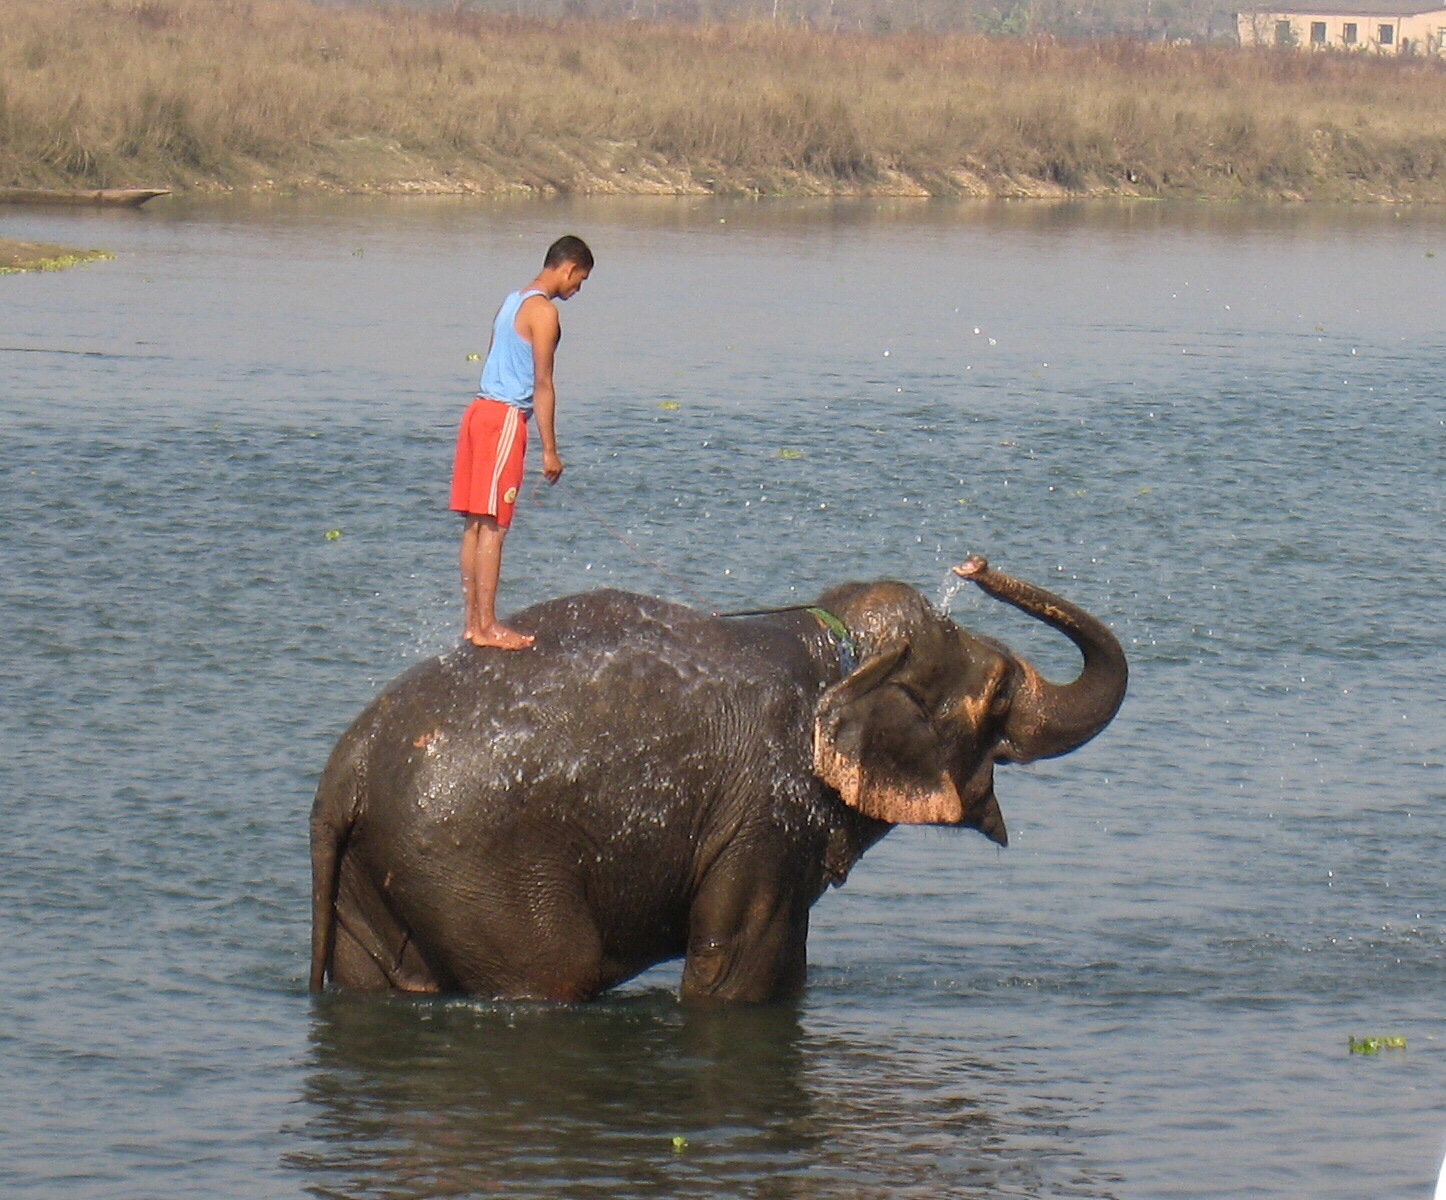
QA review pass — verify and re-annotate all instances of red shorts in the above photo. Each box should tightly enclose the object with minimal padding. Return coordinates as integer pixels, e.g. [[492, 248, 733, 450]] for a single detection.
[[449, 397, 528, 528]]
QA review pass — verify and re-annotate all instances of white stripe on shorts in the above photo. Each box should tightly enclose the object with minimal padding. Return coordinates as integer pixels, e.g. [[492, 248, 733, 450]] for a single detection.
[[486, 403, 521, 516]]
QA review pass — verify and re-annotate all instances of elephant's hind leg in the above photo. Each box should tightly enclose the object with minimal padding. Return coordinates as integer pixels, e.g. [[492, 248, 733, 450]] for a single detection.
[[435, 874, 619, 1001], [681, 852, 810, 1003], [331, 915, 441, 993], [446, 916, 613, 1002], [329, 859, 446, 993]]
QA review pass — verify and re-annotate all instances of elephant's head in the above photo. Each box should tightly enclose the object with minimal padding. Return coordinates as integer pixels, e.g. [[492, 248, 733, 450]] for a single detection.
[[811, 556, 1127, 846]]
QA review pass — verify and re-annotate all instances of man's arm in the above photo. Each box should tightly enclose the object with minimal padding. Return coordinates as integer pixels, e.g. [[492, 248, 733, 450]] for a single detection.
[[520, 296, 564, 483]]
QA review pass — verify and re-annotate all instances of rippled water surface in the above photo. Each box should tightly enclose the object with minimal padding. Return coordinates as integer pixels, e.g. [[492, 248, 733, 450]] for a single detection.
[[2, 197, 1442, 1199]]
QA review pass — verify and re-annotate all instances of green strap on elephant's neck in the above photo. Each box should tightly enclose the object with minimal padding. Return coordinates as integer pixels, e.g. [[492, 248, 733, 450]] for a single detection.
[[714, 602, 858, 675], [805, 606, 849, 643], [806, 607, 858, 676]]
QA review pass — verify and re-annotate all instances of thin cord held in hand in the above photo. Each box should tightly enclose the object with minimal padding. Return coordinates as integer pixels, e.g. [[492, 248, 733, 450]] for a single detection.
[[533, 479, 719, 613]]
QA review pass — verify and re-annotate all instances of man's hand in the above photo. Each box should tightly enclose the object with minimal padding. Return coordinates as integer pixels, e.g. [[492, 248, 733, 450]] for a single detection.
[[542, 449, 564, 484]]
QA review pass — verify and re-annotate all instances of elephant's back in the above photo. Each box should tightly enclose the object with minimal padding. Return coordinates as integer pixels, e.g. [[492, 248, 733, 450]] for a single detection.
[[350, 590, 712, 711], [350, 588, 806, 813], [350, 589, 816, 834], [392, 589, 778, 706]]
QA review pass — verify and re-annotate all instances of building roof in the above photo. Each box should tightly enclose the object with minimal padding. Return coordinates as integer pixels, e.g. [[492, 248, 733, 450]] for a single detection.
[[1240, 1, 1446, 13]]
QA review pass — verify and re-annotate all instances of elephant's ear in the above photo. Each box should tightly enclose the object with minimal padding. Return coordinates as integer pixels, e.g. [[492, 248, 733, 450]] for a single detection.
[[812, 641, 965, 826]]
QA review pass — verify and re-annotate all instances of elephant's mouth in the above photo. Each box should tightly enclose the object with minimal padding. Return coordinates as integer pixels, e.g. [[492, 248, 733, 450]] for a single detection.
[[953, 763, 1007, 846]]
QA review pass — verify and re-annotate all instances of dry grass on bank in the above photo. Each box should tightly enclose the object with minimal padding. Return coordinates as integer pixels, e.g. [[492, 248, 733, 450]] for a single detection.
[[2, 0, 1444, 199]]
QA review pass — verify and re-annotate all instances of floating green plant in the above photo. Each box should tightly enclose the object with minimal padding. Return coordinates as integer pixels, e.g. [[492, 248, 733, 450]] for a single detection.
[[779, 449, 803, 460], [0, 239, 112, 274], [659, 401, 680, 411], [1349, 1035, 1406, 1055], [325, 529, 342, 541]]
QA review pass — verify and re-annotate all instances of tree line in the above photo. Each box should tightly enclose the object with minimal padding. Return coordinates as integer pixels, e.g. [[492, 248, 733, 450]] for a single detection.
[[371, 0, 1241, 44]]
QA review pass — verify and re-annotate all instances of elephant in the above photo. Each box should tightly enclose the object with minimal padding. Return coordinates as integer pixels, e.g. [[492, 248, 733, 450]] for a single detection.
[[309, 555, 1127, 1003]]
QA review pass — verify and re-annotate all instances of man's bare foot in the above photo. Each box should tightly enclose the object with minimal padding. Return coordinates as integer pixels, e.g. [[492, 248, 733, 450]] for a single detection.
[[466, 623, 535, 650]]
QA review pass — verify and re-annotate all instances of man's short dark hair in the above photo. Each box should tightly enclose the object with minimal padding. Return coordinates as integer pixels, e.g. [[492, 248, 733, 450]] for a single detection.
[[544, 235, 594, 272]]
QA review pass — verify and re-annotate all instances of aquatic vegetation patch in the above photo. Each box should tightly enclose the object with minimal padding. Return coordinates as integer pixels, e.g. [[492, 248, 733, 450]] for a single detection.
[[0, 238, 111, 274], [1348, 1035, 1407, 1055]]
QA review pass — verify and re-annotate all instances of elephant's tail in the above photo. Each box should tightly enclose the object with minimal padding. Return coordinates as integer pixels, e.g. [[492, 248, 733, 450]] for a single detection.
[[308, 754, 362, 994]]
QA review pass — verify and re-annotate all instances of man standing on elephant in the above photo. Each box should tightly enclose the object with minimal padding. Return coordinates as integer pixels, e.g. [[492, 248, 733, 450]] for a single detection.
[[451, 235, 594, 650]]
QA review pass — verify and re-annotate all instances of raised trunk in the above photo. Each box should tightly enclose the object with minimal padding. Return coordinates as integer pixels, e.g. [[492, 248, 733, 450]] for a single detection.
[[953, 556, 1128, 762]]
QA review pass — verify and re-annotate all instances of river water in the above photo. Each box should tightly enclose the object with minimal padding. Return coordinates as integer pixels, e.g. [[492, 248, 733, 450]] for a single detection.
[[2, 196, 1442, 1198]]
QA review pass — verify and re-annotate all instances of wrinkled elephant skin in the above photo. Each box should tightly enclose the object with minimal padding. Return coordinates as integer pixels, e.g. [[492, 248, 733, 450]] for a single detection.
[[310, 558, 1127, 1003]]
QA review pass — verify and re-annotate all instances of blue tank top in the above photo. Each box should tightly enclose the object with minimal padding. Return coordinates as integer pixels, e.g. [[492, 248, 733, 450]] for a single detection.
[[479, 289, 547, 414]]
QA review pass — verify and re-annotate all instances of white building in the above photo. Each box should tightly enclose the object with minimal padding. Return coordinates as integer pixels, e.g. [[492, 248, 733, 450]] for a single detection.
[[1237, 1, 1446, 53]]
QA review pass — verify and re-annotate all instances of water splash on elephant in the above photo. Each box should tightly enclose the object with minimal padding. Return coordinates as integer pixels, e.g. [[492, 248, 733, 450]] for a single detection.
[[935, 571, 970, 616]]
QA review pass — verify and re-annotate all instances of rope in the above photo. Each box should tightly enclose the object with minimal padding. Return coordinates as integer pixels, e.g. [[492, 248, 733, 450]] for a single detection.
[[536, 480, 720, 613], [532, 480, 827, 624]]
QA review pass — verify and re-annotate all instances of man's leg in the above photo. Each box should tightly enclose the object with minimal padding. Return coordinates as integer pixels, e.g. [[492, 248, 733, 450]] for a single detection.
[[459, 515, 483, 641], [463, 513, 534, 650]]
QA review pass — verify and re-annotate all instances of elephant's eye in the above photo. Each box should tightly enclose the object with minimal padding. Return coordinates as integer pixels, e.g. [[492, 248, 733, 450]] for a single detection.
[[988, 678, 1015, 720]]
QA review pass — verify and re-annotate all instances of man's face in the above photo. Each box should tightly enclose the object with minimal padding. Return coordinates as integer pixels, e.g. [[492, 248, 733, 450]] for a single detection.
[[558, 263, 590, 300]]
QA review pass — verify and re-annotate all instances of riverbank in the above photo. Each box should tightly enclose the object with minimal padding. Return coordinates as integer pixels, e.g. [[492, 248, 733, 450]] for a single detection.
[[0, 237, 111, 274], [3, 0, 1444, 201]]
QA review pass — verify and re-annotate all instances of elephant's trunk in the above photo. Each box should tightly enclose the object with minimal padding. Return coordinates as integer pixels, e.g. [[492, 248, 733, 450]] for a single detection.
[[953, 556, 1128, 762]]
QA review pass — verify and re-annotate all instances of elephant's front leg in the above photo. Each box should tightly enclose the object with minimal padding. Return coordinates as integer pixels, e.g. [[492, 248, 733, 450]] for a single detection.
[[681, 850, 810, 1003]]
